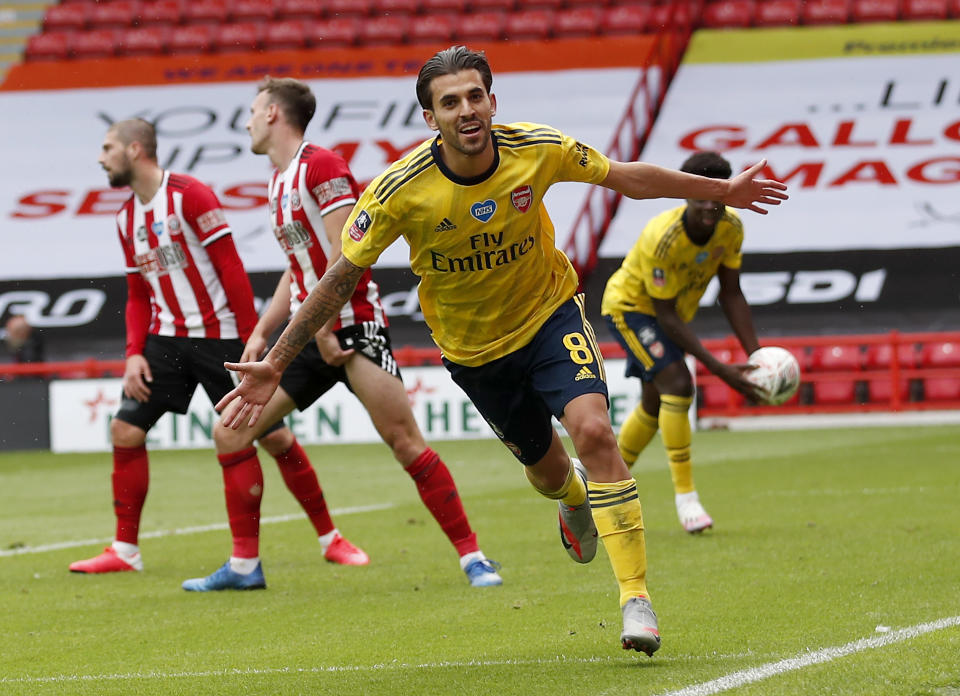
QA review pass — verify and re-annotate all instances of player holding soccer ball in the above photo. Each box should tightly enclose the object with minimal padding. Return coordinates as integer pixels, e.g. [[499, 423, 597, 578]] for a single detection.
[[602, 151, 772, 534]]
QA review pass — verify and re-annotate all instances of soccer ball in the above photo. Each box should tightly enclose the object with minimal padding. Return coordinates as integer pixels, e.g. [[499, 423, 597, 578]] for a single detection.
[[746, 346, 801, 406]]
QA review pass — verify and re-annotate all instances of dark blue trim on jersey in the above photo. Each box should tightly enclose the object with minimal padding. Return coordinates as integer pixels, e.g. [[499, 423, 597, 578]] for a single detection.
[[376, 152, 437, 203], [431, 133, 501, 186]]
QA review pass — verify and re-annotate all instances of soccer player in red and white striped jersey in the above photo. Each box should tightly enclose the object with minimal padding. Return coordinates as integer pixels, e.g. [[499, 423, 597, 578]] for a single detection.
[[70, 119, 365, 586], [187, 77, 502, 590]]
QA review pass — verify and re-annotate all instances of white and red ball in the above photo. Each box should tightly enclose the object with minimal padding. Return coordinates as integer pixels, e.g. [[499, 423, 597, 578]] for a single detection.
[[746, 347, 801, 405]]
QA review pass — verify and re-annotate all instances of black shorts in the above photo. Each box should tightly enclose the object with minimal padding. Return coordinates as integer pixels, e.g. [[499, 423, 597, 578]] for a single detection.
[[443, 295, 607, 466], [280, 321, 401, 412]]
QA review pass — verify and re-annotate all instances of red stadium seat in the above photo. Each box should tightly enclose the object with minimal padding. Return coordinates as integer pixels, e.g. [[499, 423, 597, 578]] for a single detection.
[[358, 14, 409, 45], [920, 340, 960, 368], [863, 342, 917, 371], [865, 376, 911, 403], [182, 0, 229, 25], [230, 0, 276, 22], [263, 20, 308, 49], [552, 7, 603, 37], [810, 344, 861, 372], [811, 380, 857, 404], [649, 1, 695, 29], [851, 0, 900, 20], [307, 17, 360, 47], [374, 0, 421, 13], [922, 377, 960, 401], [44, 3, 89, 32], [118, 26, 169, 56], [72, 29, 120, 59], [88, 1, 140, 29], [600, 4, 652, 34], [326, 0, 374, 16], [25, 31, 72, 61], [699, 382, 745, 409], [408, 13, 457, 43], [468, 0, 515, 11], [503, 9, 554, 39], [168, 23, 215, 53], [275, 0, 325, 20], [702, 0, 755, 26], [422, 0, 468, 12], [214, 22, 261, 52], [901, 0, 947, 18], [754, 0, 801, 24], [802, 0, 850, 23], [520, 0, 564, 10], [138, 0, 184, 26], [456, 11, 506, 40], [565, 0, 610, 7]]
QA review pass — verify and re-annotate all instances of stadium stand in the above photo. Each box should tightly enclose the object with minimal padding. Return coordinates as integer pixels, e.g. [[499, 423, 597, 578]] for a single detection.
[[408, 12, 457, 42], [262, 19, 308, 49], [19, 0, 960, 64], [753, 0, 802, 24], [275, 0, 326, 21], [359, 13, 411, 45], [456, 11, 507, 40], [553, 6, 604, 37], [213, 21, 261, 52], [702, 0, 756, 27], [306, 17, 360, 47], [503, 8, 556, 40], [138, 0, 185, 26]]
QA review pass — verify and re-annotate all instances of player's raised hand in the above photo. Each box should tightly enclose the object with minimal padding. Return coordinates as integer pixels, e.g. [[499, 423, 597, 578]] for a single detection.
[[216, 359, 282, 429], [724, 160, 789, 214]]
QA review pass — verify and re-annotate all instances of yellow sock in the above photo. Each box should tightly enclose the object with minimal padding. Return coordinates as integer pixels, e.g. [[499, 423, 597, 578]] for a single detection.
[[525, 460, 586, 507], [618, 406, 659, 468], [588, 479, 650, 605], [659, 394, 694, 494]]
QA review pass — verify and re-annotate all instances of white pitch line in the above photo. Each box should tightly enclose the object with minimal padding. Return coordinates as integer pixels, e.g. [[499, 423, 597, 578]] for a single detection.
[[0, 503, 393, 558], [0, 654, 745, 686], [657, 615, 960, 696]]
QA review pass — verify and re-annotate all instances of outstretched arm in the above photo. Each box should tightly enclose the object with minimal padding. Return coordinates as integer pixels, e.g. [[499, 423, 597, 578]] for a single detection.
[[216, 254, 368, 428], [716, 265, 760, 357], [602, 159, 788, 214]]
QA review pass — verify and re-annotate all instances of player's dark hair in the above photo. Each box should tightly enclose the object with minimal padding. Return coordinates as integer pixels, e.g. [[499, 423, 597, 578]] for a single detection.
[[110, 118, 158, 161], [257, 76, 317, 133], [680, 151, 732, 180], [416, 46, 493, 110]]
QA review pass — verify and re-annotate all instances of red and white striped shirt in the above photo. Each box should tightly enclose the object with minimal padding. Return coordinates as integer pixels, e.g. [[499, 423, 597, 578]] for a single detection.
[[268, 142, 386, 330], [115, 171, 257, 353]]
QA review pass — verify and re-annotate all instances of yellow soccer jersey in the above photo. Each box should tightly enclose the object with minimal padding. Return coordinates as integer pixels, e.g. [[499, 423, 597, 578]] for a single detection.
[[341, 122, 610, 366], [601, 206, 744, 323]]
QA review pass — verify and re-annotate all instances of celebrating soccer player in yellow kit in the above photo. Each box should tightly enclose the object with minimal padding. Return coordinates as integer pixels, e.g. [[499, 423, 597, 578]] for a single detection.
[[602, 152, 768, 534], [215, 47, 788, 654]]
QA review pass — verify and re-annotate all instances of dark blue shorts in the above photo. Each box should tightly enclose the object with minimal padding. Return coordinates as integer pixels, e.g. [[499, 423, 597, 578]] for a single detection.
[[115, 335, 274, 435], [444, 295, 607, 465], [280, 321, 401, 412], [603, 311, 685, 382]]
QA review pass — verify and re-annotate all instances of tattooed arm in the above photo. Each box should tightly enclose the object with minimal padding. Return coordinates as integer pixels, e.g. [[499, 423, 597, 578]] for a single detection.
[[216, 255, 367, 428]]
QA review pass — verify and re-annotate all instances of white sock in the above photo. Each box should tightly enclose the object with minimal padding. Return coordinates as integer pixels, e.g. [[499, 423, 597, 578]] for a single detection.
[[459, 550, 487, 571], [229, 556, 259, 574], [318, 529, 340, 552], [675, 491, 700, 507], [112, 541, 140, 559]]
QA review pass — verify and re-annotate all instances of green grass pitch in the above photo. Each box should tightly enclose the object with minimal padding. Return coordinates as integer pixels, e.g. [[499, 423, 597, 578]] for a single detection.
[[1, 425, 958, 695]]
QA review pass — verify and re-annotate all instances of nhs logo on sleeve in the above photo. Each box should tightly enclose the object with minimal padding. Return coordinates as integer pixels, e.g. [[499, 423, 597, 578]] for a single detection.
[[470, 200, 496, 223]]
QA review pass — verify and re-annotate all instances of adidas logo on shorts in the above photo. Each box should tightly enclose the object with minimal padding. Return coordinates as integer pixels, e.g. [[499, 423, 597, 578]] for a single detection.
[[575, 365, 596, 381]]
